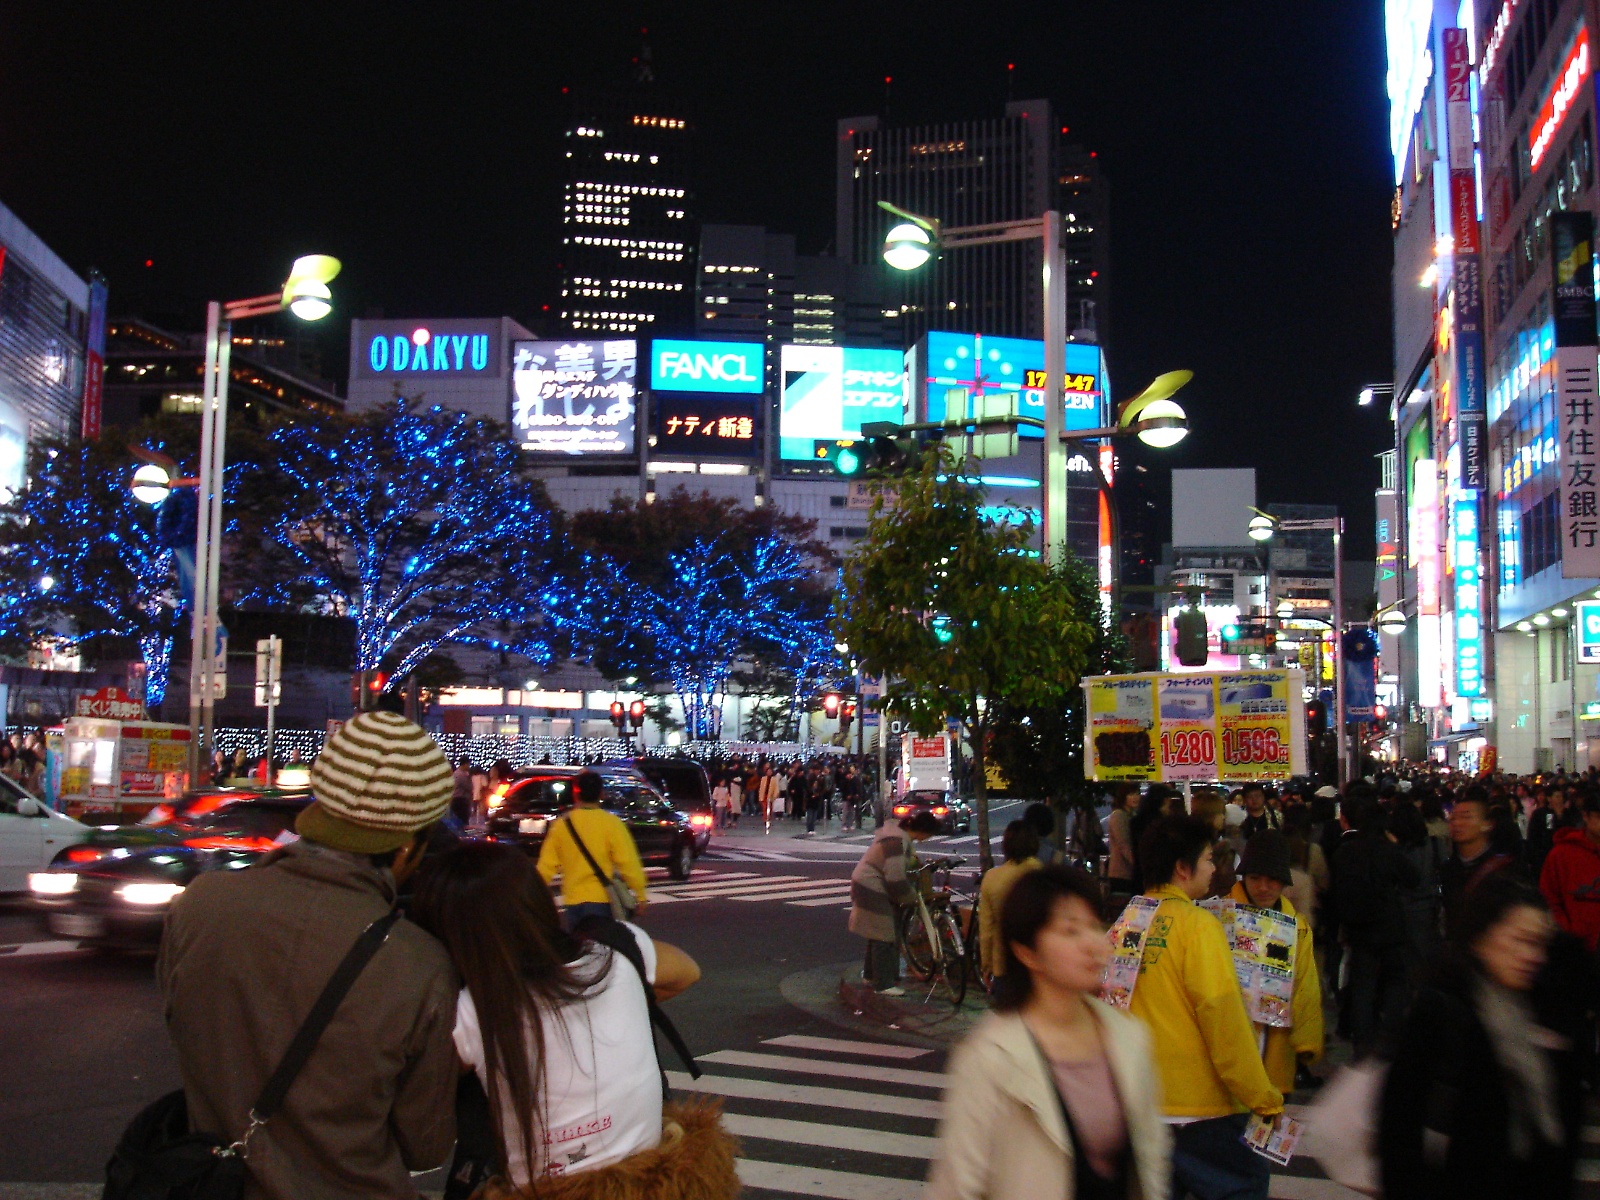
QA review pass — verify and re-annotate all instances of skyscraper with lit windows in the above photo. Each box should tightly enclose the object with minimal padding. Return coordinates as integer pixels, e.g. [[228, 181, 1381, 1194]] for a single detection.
[[559, 90, 695, 336]]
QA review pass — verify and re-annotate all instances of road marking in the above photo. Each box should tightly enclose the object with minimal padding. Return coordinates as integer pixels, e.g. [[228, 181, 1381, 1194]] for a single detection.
[[762, 1035, 931, 1059], [731, 883, 854, 903], [736, 1158, 924, 1200], [697, 1050, 946, 1090], [789, 893, 856, 907], [666, 1071, 942, 1120], [0, 940, 83, 958], [722, 1113, 936, 1159], [654, 875, 812, 898]]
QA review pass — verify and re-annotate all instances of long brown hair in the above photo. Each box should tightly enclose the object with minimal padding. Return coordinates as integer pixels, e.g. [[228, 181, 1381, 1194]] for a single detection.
[[411, 842, 602, 1171]]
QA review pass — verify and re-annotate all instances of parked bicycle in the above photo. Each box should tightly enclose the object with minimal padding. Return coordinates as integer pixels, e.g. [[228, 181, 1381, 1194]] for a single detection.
[[896, 855, 974, 1006]]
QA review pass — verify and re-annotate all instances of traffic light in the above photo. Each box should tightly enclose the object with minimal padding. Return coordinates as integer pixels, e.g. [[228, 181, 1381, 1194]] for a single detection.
[[815, 440, 863, 477], [351, 669, 387, 712], [821, 692, 842, 719], [840, 698, 857, 735], [1306, 699, 1329, 738], [628, 699, 646, 730], [609, 700, 627, 734], [1174, 606, 1209, 667], [1219, 620, 1275, 655]]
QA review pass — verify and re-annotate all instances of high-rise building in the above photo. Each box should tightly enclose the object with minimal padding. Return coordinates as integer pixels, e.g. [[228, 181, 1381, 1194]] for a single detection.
[[559, 89, 695, 336], [835, 100, 1109, 346]]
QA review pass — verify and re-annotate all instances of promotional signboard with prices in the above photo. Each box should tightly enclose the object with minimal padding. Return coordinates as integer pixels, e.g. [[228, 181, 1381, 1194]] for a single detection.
[[1083, 669, 1307, 783], [511, 339, 637, 455], [901, 733, 952, 793]]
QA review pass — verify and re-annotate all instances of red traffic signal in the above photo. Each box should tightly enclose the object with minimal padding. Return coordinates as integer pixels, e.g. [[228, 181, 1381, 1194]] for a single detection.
[[628, 699, 646, 729], [821, 692, 842, 718], [609, 700, 626, 727], [352, 669, 387, 712]]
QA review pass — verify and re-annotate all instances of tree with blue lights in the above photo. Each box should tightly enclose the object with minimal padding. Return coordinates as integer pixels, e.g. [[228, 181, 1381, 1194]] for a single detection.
[[246, 397, 567, 682], [565, 489, 834, 739], [0, 431, 186, 709]]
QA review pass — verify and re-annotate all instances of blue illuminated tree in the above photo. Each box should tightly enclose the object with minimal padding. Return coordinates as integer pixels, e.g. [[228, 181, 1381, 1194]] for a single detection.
[[245, 398, 568, 681], [0, 432, 185, 708]]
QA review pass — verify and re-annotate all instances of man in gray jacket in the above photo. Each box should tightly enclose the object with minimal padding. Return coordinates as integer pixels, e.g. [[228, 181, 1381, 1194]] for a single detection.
[[849, 811, 940, 994], [158, 712, 460, 1200]]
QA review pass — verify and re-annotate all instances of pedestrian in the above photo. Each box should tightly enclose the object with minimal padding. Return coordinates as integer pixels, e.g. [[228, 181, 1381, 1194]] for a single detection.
[[1441, 790, 1521, 938], [1237, 783, 1281, 840], [1024, 802, 1061, 866], [1539, 791, 1600, 952], [1526, 785, 1559, 877], [1379, 876, 1584, 1200], [1332, 795, 1420, 1056], [450, 756, 474, 828], [926, 866, 1171, 1200], [1390, 800, 1446, 972], [1127, 785, 1174, 891], [788, 765, 809, 824], [156, 711, 460, 1199], [536, 770, 649, 929], [1280, 805, 1328, 936], [771, 767, 788, 822], [977, 821, 1041, 983], [1105, 784, 1137, 900], [1129, 815, 1282, 1200], [1189, 790, 1238, 899], [805, 769, 827, 835], [840, 766, 860, 832], [711, 776, 733, 830], [727, 770, 743, 826], [849, 811, 941, 995], [409, 843, 731, 1197], [758, 763, 779, 827], [1230, 831, 1325, 1095]]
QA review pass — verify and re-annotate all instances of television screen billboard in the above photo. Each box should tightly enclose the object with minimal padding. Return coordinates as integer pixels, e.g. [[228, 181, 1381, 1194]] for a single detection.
[[510, 339, 637, 456], [649, 339, 764, 393], [653, 396, 760, 457], [922, 332, 1106, 437], [778, 344, 905, 461]]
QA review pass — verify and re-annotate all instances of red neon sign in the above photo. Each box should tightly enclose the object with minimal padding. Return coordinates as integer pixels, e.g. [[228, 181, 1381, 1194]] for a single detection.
[[1530, 26, 1590, 171]]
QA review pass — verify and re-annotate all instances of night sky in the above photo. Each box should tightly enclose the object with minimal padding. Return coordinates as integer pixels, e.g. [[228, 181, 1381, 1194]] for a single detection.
[[1, 1, 1396, 555]]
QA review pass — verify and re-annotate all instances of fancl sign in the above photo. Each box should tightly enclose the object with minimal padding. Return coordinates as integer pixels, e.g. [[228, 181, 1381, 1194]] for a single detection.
[[352, 320, 504, 380], [649, 339, 764, 394]]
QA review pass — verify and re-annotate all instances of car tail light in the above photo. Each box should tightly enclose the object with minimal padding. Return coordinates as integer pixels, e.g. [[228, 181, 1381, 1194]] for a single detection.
[[690, 814, 712, 828], [932, 806, 948, 816], [65, 846, 104, 864], [487, 784, 509, 810], [893, 805, 910, 816], [29, 872, 78, 895]]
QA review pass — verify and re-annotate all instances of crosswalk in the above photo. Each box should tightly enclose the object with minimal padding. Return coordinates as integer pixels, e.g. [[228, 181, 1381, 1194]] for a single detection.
[[648, 870, 854, 909]]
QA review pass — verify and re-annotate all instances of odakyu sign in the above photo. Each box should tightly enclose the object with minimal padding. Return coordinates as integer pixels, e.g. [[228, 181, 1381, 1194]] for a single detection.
[[353, 319, 502, 379], [649, 339, 764, 394]]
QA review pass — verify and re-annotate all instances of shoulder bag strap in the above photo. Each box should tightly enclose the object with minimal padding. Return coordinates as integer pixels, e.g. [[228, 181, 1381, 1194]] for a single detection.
[[586, 921, 702, 1083], [251, 908, 403, 1124], [563, 814, 613, 888]]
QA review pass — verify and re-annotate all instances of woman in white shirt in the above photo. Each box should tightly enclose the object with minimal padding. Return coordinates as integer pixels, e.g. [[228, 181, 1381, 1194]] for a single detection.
[[413, 842, 702, 1188]]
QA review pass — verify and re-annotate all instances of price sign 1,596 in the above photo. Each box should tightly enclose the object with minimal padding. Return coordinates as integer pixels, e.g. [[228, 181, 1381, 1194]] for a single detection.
[[1222, 726, 1288, 765]]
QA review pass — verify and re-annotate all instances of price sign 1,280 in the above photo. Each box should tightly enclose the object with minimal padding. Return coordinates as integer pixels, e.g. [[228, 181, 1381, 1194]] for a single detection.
[[1160, 729, 1216, 766], [1222, 726, 1289, 765]]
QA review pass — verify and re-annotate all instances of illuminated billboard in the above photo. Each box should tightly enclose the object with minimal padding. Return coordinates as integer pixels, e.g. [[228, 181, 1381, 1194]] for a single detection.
[[510, 339, 637, 456], [778, 344, 905, 462], [649, 339, 763, 394], [922, 332, 1106, 437], [355, 319, 500, 379], [654, 397, 759, 458], [1385, 0, 1434, 181]]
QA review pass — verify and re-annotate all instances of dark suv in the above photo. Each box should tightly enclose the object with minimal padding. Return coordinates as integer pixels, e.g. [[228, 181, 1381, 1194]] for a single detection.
[[608, 758, 714, 854], [485, 766, 699, 879]]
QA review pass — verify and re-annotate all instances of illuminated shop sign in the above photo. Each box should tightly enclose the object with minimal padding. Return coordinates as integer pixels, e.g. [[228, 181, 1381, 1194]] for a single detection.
[[778, 344, 905, 461], [1386, 0, 1435, 180], [649, 339, 763, 393], [922, 332, 1106, 438], [1411, 458, 1441, 616], [654, 397, 759, 457], [365, 326, 492, 374], [1454, 494, 1483, 698], [1529, 25, 1590, 172], [510, 339, 637, 456]]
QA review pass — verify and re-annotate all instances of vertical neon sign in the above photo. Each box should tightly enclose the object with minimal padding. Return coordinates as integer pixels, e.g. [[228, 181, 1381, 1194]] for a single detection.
[[1454, 494, 1483, 696]]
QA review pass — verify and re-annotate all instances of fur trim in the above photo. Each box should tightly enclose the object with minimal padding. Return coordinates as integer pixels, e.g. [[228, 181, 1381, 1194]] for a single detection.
[[478, 1099, 740, 1200]]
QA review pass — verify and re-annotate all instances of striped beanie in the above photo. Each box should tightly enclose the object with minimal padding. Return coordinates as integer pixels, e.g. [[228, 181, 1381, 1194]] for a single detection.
[[296, 711, 454, 854]]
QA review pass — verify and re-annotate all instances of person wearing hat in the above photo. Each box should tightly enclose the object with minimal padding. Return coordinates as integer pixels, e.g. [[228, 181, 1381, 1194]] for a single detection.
[[158, 711, 461, 1200], [1229, 829, 1324, 1095]]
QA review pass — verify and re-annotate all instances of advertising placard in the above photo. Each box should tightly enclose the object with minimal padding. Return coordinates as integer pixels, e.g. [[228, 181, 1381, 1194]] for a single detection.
[[778, 344, 905, 461], [654, 397, 759, 457], [1578, 601, 1600, 663], [1199, 898, 1298, 1027], [1085, 676, 1157, 781], [921, 332, 1107, 439], [1215, 671, 1295, 781], [1100, 895, 1162, 1010], [650, 340, 763, 394], [1156, 675, 1218, 781], [1552, 211, 1600, 576], [511, 339, 637, 456]]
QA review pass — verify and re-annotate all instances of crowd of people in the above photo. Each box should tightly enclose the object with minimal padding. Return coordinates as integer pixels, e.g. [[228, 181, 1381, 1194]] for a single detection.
[[0, 729, 46, 794]]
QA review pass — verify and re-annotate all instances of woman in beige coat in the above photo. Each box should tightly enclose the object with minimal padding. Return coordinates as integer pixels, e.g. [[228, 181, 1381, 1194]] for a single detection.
[[927, 866, 1170, 1200]]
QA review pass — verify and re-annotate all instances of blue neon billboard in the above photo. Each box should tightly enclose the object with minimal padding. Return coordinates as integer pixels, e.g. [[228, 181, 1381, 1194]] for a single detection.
[[649, 339, 764, 393], [777, 344, 905, 461], [922, 332, 1107, 437]]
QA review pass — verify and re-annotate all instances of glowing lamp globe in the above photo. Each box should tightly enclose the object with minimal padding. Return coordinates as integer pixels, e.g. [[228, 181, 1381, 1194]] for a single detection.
[[131, 463, 172, 505], [1376, 609, 1408, 635], [281, 254, 341, 321], [883, 223, 933, 271], [1134, 399, 1189, 448], [1248, 514, 1276, 542]]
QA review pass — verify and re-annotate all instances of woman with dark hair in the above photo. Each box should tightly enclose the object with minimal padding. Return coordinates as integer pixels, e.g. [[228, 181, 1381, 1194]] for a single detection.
[[410, 843, 713, 1193], [1379, 876, 1584, 1200], [977, 821, 1041, 983], [928, 865, 1169, 1200]]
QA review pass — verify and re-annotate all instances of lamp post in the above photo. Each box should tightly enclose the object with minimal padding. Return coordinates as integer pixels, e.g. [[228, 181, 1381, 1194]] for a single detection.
[[133, 256, 341, 785], [1251, 511, 1349, 785], [879, 202, 1191, 576]]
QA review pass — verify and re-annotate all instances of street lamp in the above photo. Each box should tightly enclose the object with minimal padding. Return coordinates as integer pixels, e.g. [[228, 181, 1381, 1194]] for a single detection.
[[883, 223, 935, 271], [180, 255, 342, 784]]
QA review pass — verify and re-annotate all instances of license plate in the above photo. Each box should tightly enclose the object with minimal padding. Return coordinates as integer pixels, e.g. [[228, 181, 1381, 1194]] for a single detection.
[[519, 818, 547, 835], [48, 913, 106, 938]]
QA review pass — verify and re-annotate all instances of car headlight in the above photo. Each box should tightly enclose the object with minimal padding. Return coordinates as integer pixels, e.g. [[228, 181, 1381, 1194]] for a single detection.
[[117, 882, 185, 906], [29, 873, 78, 896]]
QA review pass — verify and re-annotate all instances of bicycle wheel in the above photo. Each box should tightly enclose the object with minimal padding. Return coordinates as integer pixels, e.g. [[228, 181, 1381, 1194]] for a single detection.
[[898, 905, 936, 980], [962, 898, 990, 998], [933, 907, 967, 1006]]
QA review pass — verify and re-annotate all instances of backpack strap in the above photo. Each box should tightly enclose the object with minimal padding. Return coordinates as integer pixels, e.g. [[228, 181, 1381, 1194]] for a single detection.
[[578, 917, 702, 1092]]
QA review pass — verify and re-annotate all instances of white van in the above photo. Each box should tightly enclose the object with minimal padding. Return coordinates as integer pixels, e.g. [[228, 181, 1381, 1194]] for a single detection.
[[0, 775, 88, 892]]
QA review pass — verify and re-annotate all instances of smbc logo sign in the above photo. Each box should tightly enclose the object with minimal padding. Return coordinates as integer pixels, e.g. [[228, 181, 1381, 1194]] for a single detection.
[[1579, 602, 1600, 663]]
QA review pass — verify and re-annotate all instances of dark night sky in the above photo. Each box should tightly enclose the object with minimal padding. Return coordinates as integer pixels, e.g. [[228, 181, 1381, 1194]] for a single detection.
[[0, 2, 1397, 555]]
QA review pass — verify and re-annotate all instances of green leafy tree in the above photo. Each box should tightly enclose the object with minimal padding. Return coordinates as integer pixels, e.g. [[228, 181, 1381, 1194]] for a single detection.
[[837, 448, 1097, 867]]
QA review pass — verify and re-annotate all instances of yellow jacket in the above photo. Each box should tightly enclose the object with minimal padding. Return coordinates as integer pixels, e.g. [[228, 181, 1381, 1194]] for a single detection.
[[1128, 884, 1283, 1119], [1227, 882, 1324, 1094], [536, 806, 648, 909], [976, 857, 1039, 977]]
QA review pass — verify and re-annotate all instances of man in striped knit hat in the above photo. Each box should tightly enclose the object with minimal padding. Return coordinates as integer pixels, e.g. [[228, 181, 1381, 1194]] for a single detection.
[[158, 711, 460, 1200]]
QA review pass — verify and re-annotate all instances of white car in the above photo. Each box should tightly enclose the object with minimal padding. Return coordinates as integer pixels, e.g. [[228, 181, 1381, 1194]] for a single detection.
[[0, 775, 88, 892]]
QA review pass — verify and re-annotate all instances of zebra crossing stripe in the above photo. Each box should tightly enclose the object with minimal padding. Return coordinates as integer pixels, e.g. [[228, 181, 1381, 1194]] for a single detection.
[[697, 1050, 946, 1090], [665, 1070, 942, 1120], [762, 1035, 931, 1059], [734, 1158, 924, 1200], [721, 1113, 936, 1159], [731, 883, 853, 903], [787, 893, 856, 907], [653, 876, 812, 898]]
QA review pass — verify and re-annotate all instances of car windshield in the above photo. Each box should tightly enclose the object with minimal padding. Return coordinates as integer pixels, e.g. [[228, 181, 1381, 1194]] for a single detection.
[[189, 804, 303, 840], [505, 778, 577, 814], [905, 791, 947, 806]]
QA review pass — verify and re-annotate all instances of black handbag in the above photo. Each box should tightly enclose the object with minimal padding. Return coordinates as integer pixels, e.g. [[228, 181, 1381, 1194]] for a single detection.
[[103, 909, 403, 1200]]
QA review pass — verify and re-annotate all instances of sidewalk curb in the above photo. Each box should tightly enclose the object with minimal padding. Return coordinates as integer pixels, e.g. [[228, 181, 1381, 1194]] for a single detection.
[[777, 959, 982, 1051]]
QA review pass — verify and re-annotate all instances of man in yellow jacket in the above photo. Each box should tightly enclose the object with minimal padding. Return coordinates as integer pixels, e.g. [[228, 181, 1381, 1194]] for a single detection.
[[1131, 814, 1283, 1200], [1229, 829, 1324, 1095], [536, 771, 649, 928]]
